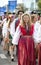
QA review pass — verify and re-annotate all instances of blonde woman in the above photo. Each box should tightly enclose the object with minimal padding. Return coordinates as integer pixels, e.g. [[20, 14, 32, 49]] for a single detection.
[[12, 13, 35, 65], [2, 15, 10, 51]]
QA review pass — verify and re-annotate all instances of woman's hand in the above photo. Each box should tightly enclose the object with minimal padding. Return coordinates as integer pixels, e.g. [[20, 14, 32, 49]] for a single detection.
[[4, 37, 10, 43]]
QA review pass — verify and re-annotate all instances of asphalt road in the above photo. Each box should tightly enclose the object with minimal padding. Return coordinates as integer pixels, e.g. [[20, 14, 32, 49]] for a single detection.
[[0, 41, 18, 65]]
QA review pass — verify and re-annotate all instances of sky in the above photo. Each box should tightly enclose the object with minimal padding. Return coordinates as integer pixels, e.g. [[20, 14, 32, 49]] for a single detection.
[[0, 0, 36, 8], [0, 0, 8, 7], [17, 0, 36, 9], [0, 0, 37, 16]]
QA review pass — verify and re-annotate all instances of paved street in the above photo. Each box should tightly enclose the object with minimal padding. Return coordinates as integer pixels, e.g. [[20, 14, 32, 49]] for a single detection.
[[0, 41, 18, 65]]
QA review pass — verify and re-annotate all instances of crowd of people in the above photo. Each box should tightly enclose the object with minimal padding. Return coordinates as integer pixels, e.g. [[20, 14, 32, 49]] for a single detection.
[[0, 10, 41, 65]]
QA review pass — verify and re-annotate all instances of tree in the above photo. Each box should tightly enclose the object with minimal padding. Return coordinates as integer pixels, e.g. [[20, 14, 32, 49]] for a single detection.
[[38, 0, 41, 10], [16, 3, 28, 12]]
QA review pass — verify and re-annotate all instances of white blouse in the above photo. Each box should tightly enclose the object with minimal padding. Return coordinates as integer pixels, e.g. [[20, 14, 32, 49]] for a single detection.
[[12, 25, 21, 45], [33, 21, 41, 43], [2, 19, 8, 38]]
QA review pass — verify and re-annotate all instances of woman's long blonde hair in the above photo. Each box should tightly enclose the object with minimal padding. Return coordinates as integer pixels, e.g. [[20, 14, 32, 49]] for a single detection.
[[7, 17, 12, 28], [20, 13, 31, 27]]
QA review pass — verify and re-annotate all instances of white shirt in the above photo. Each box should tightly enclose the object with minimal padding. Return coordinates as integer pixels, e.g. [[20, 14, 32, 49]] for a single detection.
[[9, 18, 20, 38], [12, 25, 21, 45], [33, 21, 41, 43], [2, 18, 8, 38], [8, 20, 15, 38]]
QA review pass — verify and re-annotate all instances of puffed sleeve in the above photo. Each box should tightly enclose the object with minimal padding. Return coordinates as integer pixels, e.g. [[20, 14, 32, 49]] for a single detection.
[[2, 21, 8, 38], [12, 25, 21, 45], [33, 22, 40, 43]]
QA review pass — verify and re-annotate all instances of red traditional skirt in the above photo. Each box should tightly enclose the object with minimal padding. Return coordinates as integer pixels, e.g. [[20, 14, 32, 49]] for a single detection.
[[18, 36, 36, 65]]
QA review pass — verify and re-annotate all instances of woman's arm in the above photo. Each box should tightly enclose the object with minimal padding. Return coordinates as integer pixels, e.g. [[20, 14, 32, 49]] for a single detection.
[[12, 25, 21, 45]]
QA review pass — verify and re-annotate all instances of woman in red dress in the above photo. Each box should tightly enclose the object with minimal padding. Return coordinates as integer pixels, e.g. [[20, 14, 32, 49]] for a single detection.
[[12, 13, 36, 65]]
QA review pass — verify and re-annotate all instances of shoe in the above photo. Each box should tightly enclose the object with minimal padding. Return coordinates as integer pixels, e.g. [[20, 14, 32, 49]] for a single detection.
[[7, 51, 10, 56], [11, 57, 15, 62], [11, 59, 15, 61]]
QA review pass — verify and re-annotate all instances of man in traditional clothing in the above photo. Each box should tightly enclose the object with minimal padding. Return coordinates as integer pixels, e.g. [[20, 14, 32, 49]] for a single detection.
[[9, 10, 24, 61], [2, 13, 10, 54]]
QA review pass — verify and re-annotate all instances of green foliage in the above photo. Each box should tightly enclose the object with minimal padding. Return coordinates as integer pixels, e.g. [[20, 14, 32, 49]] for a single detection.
[[16, 4, 28, 12], [38, 0, 41, 10]]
